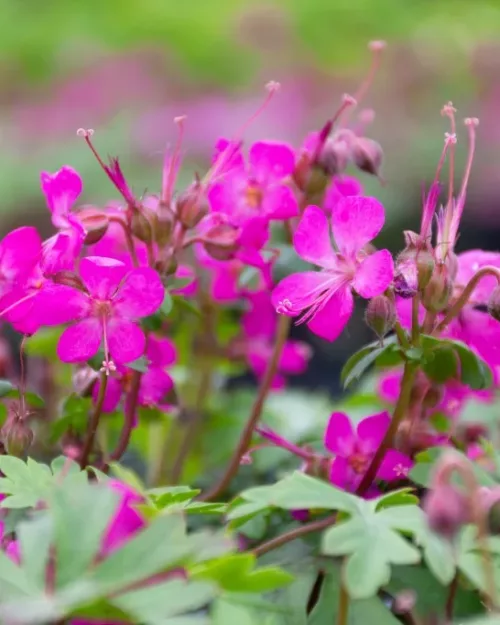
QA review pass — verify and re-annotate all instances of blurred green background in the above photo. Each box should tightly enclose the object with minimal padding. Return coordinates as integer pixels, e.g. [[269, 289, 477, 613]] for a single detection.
[[2, 0, 500, 234]]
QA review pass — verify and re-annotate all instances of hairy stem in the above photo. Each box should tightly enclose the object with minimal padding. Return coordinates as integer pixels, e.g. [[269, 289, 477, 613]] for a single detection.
[[435, 265, 500, 334], [170, 366, 213, 483], [199, 315, 291, 501], [356, 362, 416, 495], [445, 574, 459, 621], [108, 371, 142, 464], [79, 372, 108, 469], [337, 585, 349, 625], [253, 514, 337, 557], [394, 321, 410, 349]]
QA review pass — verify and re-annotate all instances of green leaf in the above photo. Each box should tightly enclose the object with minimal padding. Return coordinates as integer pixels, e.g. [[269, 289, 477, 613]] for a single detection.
[[308, 565, 400, 625], [18, 514, 54, 591], [239, 472, 358, 514], [0, 379, 14, 397], [110, 463, 145, 494], [321, 501, 422, 598], [422, 345, 458, 383], [90, 513, 195, 593], [112, 578, 216, 624], [451, 339, 494, 390], [0, 456, 87, 509], [128, 356, 149, 373], [161, 289, 174, 315], [341, 336, 398, 388], [52, 482, 120, 588], [191, 554, 293, 593], [373, 488, 419, 510]]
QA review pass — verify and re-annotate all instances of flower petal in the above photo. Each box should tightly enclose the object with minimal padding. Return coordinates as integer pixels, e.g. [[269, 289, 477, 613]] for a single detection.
[[377, 449, 413, 482], [40, 166, 83, 228], [107, 318, 146, 364], [139, 369, 174, 406], [80, 256, 128, 300], [352, 249, 394, 298], [146, 336, 177, 367], [324, 412, 355, 455], [262, 185, 299, 220], [57, 318, 102, 363], [243, 292, 277, 339], [324, 176, 363, 213], [293, 206, 337, 267], [249, 141, 295, 182], [272, 271, 333, 316], [331, 196, 385, 256], [279, 341, 311, 374], [357, 411, 391, 452], [31, 283, 90, 327], [0, 227, 42, 284], [329, 457, 351, 490], [113, 267, 164, 318], [306, 285, 354, 341]]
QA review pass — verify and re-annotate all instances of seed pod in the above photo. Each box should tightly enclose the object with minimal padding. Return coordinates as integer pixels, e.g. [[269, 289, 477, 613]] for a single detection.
[[422, 264, 452, 313], [316, 135, 352, 176], [351, 136, 383, 176], [423, 483, 470, 540], [77, 208, 110, 245], [365, 294, 396, 339], [177, 182, 208, 229], [203, 223, 239, 261], [2, 419, 34, 458], [130, 206, 153, 244]]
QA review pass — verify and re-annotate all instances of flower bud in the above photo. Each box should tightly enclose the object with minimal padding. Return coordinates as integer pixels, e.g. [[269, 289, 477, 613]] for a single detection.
[[51, 271, 87, 291], [2, 419, 34, 458], [202, 223, 239, 261], [316, 134, 352, 176], [177, 182, 208, 229], [351, 136, 383, 176], [397, 239, 435, 292], [77, 207, 109, 245], [394, 263, 418, 299], [365, 295, 396, 339], [155, 257, 178, 278], [422, 264, 452, 313], [487, 286, 500, 322], [422, 385, 443, 409], [130, 206, 153, 244], [423, 483, 470, 540], [151, 204, 175, 248]]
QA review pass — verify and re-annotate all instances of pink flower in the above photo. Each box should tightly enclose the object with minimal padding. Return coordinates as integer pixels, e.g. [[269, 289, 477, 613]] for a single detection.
[[40, 166, 85, 273], [242, 292, 311, 388], [40, 256, 164, 368], [272, 198, 394, 341], [456, 250, 500, 305], [324, 411, 412, 492], [208, 139, 298, 223]]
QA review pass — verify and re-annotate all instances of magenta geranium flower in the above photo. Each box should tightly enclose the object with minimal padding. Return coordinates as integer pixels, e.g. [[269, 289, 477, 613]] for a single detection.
[[324, 411, 412, 492], [208, 139, 298, 223], [40, 256, 164, 369], [272, 198, 394, 341]]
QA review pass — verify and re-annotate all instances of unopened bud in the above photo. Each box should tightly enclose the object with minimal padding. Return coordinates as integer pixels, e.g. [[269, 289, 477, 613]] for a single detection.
[[423, 483, 470, 540], [177, 182, 208, 229], [365, 295, 395, 339], [155, 256, 178, 278], [316, 133, 352, 176], [394, 262, 418, 299], [487, 286, 500, 322], [151, 208, 175, 248], [422, 385, 443, 409], [398, 236, 435, 292], [51, 271, 87, 291], [422, 264, 452, 313], [203, 224, 239, 261], [130, 207, 153, 244], [351, 136, 383, 176], [77, 207, 109, 245], [2, 419, 34, 458]]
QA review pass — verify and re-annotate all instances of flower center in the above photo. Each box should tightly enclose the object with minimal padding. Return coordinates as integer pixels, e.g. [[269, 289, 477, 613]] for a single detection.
[[92, 300, 113, 318], [245, 183, 263, 209], [348, 451, 369, 474]]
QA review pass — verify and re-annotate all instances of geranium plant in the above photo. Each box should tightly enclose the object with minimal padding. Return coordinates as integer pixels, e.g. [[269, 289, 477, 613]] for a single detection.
[[0, 42, 498, 625]]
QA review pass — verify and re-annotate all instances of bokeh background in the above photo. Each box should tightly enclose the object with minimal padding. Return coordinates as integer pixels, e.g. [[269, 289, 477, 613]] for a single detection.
[[3, 0, 500, 391]]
